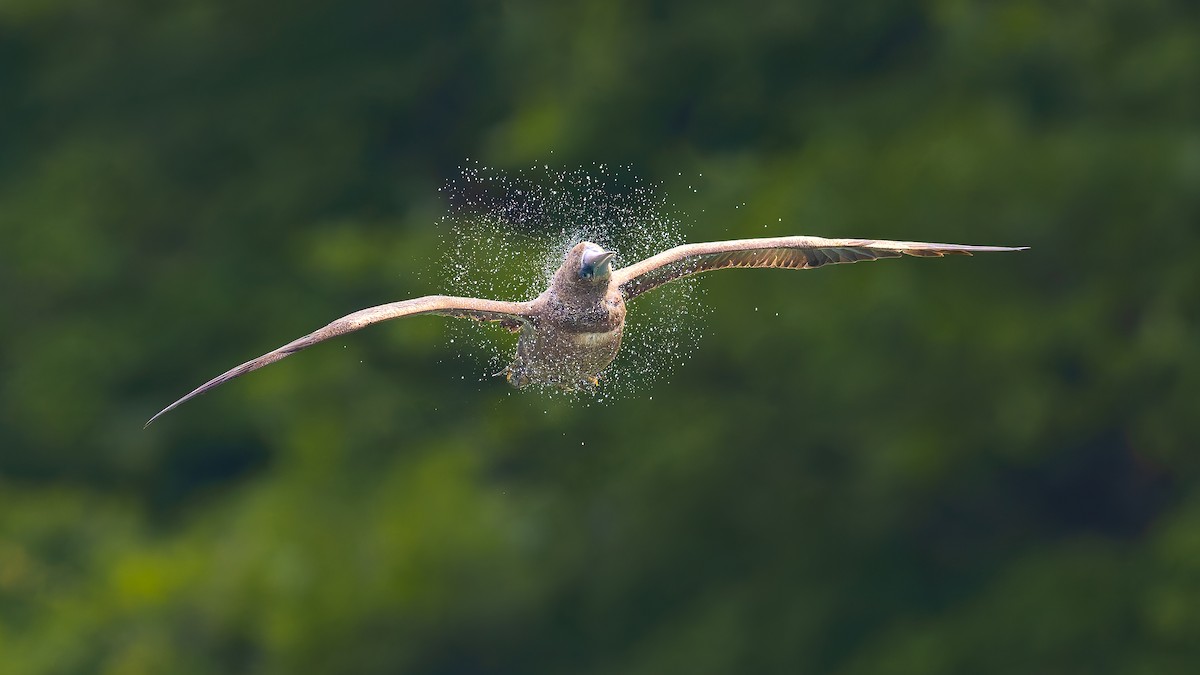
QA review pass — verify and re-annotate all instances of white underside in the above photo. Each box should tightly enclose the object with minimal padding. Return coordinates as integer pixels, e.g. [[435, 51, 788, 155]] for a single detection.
[[570, 328, 620, 347]]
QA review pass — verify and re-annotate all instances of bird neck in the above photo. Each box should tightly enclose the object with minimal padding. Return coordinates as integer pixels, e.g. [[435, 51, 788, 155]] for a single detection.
[[547, 279, 611, 315]]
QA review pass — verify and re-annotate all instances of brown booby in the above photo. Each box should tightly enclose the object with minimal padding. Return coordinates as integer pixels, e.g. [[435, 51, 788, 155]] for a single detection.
[[146, 236, 1027, 425]]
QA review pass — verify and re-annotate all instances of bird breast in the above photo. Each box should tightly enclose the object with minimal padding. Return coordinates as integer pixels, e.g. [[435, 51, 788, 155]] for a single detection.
[[569, 326, 622, 347]]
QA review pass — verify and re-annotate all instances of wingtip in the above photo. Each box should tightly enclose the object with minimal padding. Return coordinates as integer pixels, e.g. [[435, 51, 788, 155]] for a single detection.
[[143, 410, 165, 429], [143, 401, 180, 429], [972, 245, 1031, 253]]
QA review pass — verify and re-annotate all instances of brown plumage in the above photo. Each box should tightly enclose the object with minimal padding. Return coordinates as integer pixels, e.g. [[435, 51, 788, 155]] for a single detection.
[[146, 236, 1027, 425]]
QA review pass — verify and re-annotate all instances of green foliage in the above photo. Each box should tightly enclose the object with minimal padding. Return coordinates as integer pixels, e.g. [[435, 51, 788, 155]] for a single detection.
[[2, 0, 1198, 673]]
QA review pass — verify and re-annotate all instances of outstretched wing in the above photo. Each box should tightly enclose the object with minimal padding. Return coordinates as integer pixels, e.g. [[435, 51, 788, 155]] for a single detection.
[[146, 295, 533, 426], [613, 236, 1028, 300]]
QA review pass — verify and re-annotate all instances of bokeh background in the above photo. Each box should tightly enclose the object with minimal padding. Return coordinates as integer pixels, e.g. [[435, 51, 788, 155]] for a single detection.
[[2, 1, 1199, 673]]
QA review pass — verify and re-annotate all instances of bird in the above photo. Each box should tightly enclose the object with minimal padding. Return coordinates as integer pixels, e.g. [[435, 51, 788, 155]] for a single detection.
[[146, 235, 1027, 425]]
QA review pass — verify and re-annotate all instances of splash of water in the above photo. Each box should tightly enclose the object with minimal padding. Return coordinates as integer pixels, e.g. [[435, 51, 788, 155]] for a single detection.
[[428, 161, 708, 399]]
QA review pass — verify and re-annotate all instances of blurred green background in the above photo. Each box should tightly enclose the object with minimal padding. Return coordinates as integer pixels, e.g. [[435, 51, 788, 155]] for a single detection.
[[2, 0, 1198, 673]]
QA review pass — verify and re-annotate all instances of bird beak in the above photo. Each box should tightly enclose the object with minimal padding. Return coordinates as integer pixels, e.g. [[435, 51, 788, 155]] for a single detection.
[[582, 248, 616, 270], [580, 248, 616, 280]]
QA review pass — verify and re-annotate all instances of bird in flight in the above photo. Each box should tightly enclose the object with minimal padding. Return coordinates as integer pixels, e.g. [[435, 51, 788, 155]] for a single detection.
[[146, 235, 1027, 425]]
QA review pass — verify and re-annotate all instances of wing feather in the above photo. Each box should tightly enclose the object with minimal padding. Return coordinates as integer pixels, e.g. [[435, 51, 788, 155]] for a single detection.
[[614, 236, 1028, 300], [146, 295, 531, 426]]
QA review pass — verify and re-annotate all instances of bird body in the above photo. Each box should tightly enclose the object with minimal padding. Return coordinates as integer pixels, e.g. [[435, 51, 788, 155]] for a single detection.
[[147, 236, 1027, 425], [506, 243, 626, 388]]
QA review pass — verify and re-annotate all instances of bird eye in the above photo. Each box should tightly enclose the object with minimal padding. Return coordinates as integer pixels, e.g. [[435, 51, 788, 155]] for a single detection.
[[579, 265, 593, 279]]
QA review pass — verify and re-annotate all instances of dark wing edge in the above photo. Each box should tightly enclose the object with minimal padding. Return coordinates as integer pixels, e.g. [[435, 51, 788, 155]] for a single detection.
[[145, 295, 532, 427], [613, 236, 1029, 300]]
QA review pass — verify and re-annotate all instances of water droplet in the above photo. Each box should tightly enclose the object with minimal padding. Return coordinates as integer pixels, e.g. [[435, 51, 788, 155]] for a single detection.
[[428, 163, 709, 401]]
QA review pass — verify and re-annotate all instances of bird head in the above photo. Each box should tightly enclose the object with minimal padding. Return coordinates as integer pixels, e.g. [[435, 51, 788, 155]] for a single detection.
[[562, 241, 616, 284]]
